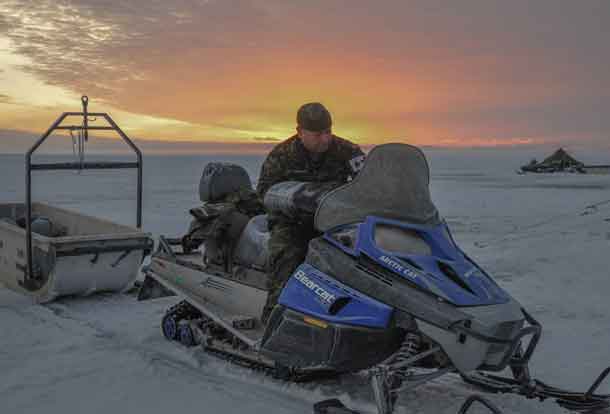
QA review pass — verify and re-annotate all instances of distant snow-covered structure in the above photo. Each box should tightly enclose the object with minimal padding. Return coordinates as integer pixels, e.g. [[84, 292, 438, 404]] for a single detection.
[[520, 148, 585, 173]]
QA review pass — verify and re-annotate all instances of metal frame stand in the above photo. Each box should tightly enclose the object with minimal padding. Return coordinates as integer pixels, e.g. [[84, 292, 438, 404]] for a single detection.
[[22, 96, 144, 290]]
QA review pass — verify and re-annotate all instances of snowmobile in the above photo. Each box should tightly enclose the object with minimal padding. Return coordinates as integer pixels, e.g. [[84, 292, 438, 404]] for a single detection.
[[139, 143, 609, 414]]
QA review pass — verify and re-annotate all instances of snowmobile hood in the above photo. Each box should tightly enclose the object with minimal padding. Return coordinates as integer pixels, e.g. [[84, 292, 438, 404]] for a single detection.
[[315, 143, 441, 232], [324, 216, 511, 306]]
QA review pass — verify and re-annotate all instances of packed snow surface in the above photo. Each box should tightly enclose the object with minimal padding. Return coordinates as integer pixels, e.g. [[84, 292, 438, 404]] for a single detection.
[[1, 150, 609, 414]]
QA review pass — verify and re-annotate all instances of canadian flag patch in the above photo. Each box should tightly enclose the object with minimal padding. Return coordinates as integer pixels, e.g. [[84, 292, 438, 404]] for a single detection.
[[348, 155, 366, 174]]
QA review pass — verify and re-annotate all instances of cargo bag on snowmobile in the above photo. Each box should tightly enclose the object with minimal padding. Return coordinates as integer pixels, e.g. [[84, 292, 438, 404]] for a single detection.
[[181, 162, 264, 267]]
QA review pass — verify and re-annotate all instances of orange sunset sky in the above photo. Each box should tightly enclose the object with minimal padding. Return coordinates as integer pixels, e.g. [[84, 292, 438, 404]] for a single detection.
[[1, 0, 609, 153]]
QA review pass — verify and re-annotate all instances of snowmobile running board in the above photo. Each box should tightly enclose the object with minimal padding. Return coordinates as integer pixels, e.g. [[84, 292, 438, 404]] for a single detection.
[[143, 267, 264, 348]]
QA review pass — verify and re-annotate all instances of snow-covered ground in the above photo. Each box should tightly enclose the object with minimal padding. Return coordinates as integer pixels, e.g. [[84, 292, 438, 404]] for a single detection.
[[1, 150, 609, 414]]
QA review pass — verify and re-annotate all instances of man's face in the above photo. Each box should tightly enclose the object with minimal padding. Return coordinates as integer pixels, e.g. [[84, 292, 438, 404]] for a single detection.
[[297, 127, 333, 153]]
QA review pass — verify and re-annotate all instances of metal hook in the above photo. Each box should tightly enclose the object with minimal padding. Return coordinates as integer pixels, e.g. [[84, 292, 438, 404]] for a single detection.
[[81, 96, 89, 142]]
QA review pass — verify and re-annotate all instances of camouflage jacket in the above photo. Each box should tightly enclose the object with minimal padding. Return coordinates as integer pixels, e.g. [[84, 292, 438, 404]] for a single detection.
[[256, 134, 365, 200]]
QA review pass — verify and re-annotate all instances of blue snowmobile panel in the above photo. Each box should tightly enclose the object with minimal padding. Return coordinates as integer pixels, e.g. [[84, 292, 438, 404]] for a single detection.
[[278, 263, 393, 329], [324, 216, 510, 307]]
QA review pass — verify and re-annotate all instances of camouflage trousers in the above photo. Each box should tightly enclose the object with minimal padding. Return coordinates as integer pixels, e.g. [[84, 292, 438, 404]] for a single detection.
[[261, 222, 317, 323]]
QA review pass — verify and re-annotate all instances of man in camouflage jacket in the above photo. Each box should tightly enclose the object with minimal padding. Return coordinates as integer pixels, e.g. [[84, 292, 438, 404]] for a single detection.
[[256, 102, 365, 323]]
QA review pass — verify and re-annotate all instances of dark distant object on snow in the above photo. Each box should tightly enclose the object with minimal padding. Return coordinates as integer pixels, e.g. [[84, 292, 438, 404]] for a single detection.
[[582, 164, 610, 175], [520, 148, 585, 173]]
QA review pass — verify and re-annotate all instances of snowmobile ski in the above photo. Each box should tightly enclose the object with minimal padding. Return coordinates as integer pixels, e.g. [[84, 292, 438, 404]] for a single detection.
[[463, 367, 610, 412]]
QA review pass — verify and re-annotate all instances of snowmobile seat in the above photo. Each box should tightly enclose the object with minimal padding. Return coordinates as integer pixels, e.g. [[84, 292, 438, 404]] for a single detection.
[[233, 214, 270, 270]]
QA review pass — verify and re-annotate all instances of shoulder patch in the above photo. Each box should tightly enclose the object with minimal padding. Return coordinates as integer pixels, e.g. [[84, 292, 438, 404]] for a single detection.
[[348, 154, 366, 174]]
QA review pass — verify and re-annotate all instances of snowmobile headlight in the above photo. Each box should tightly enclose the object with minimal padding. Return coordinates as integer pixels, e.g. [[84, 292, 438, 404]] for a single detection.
[[303, 316, 329, 329], [374, 223, 431, 256]]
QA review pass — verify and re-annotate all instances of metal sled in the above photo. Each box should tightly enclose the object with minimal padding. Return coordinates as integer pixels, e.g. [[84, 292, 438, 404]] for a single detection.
[[0, 96, 152, 302]]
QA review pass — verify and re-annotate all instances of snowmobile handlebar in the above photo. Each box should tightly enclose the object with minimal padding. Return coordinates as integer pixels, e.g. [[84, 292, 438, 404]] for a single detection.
[[263, 181, 341, 220]]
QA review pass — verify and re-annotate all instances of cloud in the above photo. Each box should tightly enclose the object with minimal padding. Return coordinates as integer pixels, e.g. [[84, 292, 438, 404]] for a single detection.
[[0, 0, 274, 96], [5, 1, 608, 103], [1, 0, 609, 147], [0, 127, 275, 154]]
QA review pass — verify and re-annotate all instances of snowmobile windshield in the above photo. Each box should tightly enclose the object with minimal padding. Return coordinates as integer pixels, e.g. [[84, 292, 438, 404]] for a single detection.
[[314, 143, 441, 232]]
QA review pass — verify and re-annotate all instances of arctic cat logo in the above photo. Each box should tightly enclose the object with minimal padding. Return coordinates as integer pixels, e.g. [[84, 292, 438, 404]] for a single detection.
[[379, 255, 419, 280], [294, 270, 336, 304]]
